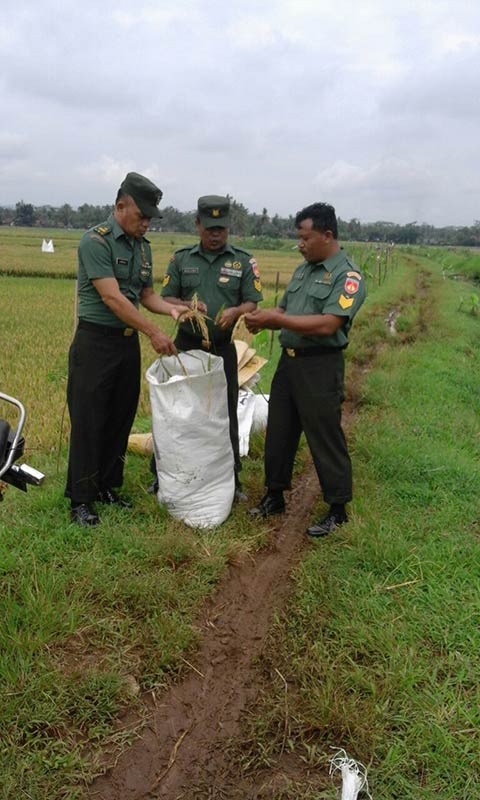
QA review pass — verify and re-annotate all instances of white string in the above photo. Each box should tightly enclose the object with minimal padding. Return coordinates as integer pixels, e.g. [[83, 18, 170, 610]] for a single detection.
[[329, 747, 373, 800]]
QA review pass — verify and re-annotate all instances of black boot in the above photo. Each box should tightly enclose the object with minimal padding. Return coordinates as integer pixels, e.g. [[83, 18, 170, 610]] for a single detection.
[[306, 504, 348, 537], [249, 489, 285, 518]]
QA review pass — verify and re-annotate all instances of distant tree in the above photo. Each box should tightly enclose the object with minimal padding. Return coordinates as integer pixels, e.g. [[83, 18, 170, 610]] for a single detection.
[[57, 203, 74, 228], [15, 201, 35, 226], [228, 196, 250, 236]]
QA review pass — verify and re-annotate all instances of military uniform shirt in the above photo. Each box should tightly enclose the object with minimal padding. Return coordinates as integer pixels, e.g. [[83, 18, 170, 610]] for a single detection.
[[279, 248, 366, 349], [77, 214, 153, 327], [161, 242, 263, 343]]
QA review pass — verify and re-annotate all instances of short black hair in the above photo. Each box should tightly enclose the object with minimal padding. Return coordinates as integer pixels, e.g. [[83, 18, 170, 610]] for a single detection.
[[115, 188, 127, 205], [295, 203, 338, 239]]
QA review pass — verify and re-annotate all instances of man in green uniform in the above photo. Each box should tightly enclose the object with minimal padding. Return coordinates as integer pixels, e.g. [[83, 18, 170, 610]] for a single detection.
[[245, 202, 366, 536], [160, 195, 263, 501], [66, 172, 183, 526]]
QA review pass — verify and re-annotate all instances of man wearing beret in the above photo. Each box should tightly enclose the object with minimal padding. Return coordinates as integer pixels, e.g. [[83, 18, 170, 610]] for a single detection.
[[66, 172, 183, 526], [160, 195, 263, 501], [245, 202, 366, 536]]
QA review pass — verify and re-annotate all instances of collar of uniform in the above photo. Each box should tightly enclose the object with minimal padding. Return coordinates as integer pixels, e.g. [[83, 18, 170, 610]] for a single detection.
[[108, 214, 126, 240], [192, 242, 236, 257], [108, 214, 150, 243], [312, 247, 346, 272]]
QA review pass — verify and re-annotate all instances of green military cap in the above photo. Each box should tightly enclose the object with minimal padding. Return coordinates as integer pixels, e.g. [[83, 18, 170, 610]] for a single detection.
[[120, 172, 163, 218], [197, 195, 230, 228]]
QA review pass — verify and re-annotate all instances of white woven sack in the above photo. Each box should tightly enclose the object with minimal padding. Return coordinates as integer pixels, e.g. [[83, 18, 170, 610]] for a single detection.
[[146, 351, 235, 528]]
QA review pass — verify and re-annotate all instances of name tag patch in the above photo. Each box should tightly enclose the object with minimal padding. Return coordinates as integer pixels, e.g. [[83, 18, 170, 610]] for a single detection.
[[116, 258, 129, 265], [221, 267, 241, 277]]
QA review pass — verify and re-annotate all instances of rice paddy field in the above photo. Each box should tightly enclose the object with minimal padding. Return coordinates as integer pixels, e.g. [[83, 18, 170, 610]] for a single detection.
[[0, 226, 391, 453]]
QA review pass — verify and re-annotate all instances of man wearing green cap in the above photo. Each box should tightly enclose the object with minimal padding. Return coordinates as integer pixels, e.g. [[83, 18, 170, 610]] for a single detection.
[[245, 202, 366, 536], [159, 195, 263, 501], [66, 172, 184, 527]]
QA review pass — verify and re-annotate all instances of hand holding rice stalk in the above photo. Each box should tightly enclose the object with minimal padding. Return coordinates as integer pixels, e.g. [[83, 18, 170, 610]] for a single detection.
[[174, 292, 213, 377], [175, 292, 211, 348], [329, 748, 373, 800]]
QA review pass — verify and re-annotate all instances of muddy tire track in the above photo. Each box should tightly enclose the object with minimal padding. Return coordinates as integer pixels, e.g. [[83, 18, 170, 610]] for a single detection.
[[88, 273, 433, 799], [89, 464, 320, 799]]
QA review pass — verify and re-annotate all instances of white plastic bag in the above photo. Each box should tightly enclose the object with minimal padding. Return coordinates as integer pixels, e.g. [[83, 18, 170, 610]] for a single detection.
[[146, 351, 235, 528], [237, 390, 256, 457], [252, 392, 269, 433], [329, 748, 372, 800]]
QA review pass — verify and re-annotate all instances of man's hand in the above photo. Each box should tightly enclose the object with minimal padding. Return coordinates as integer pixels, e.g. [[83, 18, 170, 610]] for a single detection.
[[170, 304, 189, 321], [149, 329, 177, 355], [195, 299, 208, 314], [216, 306, 239, 329], [244, 308, 284, 333], [163, 297, 208, 315]]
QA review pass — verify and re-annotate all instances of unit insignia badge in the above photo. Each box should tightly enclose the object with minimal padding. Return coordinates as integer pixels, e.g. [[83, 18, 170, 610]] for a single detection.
[[344, 277, 359, 294], [338, 294, 354, 309]]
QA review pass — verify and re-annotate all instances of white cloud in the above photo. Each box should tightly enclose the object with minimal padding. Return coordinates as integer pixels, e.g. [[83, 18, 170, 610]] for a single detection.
[[315, 158, 432, 194], [0, 133, 29, 160], [1, 0, 480, 225]]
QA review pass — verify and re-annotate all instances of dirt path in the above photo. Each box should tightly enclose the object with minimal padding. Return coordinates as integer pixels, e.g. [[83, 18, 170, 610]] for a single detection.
[[89, 463, 320, 799], [88, 272, 432, 799]]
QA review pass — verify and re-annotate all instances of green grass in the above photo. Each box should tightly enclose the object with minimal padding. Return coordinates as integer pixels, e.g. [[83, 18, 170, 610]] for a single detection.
[[238, 256, 480, 798], [0, 235, 449, 798]]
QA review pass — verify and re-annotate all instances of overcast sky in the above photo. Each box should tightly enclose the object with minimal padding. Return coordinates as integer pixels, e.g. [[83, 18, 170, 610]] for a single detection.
[[1, 0, 479, 225]]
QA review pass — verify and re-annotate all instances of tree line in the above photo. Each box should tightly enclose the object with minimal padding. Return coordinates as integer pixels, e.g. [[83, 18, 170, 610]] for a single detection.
[[2, 200, 480, 247]]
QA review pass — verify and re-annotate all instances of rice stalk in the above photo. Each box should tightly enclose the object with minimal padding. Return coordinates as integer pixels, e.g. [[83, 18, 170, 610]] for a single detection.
[[175, 353, 189, 378], [175, 293, 211, 348], [214, 304, 226, 326]]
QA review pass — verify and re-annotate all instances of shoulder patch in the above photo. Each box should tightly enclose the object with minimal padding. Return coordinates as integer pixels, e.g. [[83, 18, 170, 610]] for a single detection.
[[250, 259, 261, 278], [89, 232, 109, 244], [339, 294, 354, 310], [93, 224, 111, 236], [162, 274, 170, 287], [344, 277, 360, 294], [347, 270, 362, 280]]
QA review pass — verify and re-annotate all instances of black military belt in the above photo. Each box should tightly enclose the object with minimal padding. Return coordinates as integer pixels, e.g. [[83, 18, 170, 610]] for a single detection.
[[282, 345, 342, 358], [78, 320, 137, 337]]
